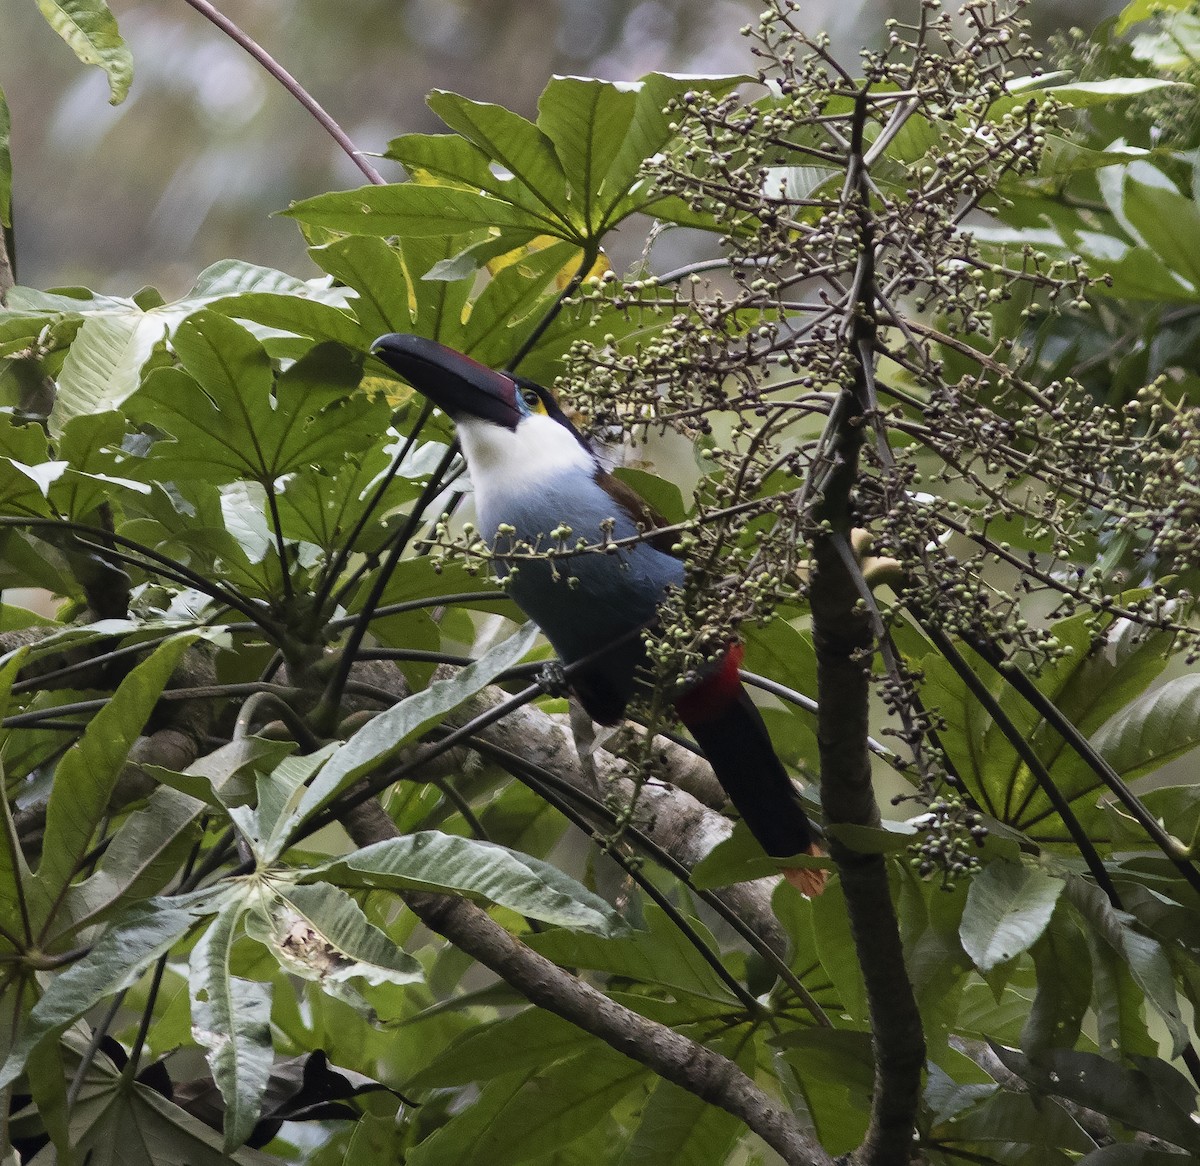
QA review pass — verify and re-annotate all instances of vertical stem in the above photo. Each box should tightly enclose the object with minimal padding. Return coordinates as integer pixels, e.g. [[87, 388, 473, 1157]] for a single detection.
[[808, 86, 924, 1166]]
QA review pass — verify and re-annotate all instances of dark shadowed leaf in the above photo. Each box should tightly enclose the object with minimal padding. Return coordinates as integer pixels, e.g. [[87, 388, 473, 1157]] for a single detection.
[[409, 1044, 645, 1166], [33, 633, 199, 904], [994, 1045, 1200, 1152], [0, 898, 204, 1089], [1066, 875, 1188, 1056]]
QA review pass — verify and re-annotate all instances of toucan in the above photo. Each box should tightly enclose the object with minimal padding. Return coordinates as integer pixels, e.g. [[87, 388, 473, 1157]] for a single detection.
[[372, 334, 825, 895]]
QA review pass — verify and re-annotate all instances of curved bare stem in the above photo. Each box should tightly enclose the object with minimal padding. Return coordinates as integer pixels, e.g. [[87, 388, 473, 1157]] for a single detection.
[[180, 0, 386, 186]]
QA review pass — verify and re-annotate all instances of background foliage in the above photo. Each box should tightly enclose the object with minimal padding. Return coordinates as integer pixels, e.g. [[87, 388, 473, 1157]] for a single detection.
[[0, 0, 1198, 1164]]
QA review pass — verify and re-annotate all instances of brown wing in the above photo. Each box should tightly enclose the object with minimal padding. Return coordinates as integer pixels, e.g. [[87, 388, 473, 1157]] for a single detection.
[[594, 469, 681, 556]]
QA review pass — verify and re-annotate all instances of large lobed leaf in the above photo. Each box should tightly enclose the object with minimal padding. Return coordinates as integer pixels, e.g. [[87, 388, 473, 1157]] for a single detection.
[[126, 312, 374, 486], [0, 898, 205, 1090], [189, 897, 274, 1150], [291, 72, 746, 269], [307, 831, 629, 938]]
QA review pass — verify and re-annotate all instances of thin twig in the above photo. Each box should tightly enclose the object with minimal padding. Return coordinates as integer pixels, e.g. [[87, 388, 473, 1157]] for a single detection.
[[180, 0, 386, 186]]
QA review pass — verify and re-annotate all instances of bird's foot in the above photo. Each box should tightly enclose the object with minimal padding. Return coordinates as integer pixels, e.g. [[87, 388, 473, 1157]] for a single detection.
[[536, 661, 570, 698], [783, 843, 829, 898]]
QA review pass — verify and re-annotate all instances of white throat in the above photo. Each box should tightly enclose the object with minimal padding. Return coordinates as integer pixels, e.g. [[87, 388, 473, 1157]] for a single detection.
[[457, 414, 596, 505]]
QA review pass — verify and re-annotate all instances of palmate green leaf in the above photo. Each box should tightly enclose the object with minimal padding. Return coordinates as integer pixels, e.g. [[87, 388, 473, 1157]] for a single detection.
[[535, 78, 638, 233], [308, 234, 489, 349], [292, 620, 538, 822], [191, 260, 366, 347], [187, 259, 331, 300], [130, 313, 375, 485], [33, 633, 199, 904], [960, 861, 1064, 974], [247, 882, 422, 995], [424, 232, 536, 282], [286, 183, 548, 240], [53, 312, 168, 436], [1087, 673, 1200, 784], [306, 235, 415, 338], [405, 235, 481, 343], [917, 650, 1003, 816], [29, 1072, 279, 1166], [387, 132, 515, 197], [427, 89, 575, 228], [527, 903, 733, 1000], [0, 413, 55, 518], [409, 1044, 646, 1166], [994, 1046, 1200, 1153], [307, 831, 628, 937], [462, 238, 582, 365], [277, 444, 419, 555], [189, 896, 274, 1150], [776, 1029, 874, 1154], [35, 0, 132, 104], [51, 411, 152, 520], [593, 73, 749, 225], [920, 607, 1182, 841], [211, 292, 367, 349], [1032, 611, 1173, 752], [0, 897, 203, 1090], [62, 786, 205, 932], [384, 74, 747, 268], [0, 463, 53, 519], [1066, 875, 1188, 1057]]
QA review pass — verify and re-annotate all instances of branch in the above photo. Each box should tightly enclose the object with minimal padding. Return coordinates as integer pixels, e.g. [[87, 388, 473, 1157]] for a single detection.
[[434, 671, 791, 958], [340, 795, 833, 1166], [180, 0, 386, 186], [807, 86, 923, 1166]]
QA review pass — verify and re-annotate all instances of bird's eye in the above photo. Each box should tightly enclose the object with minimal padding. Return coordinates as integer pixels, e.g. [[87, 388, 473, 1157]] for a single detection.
[[520, 387, 542, 411]]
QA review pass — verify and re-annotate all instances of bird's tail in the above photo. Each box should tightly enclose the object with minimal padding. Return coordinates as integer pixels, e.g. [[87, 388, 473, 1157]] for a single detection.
[[677, 654, 827, 897]]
